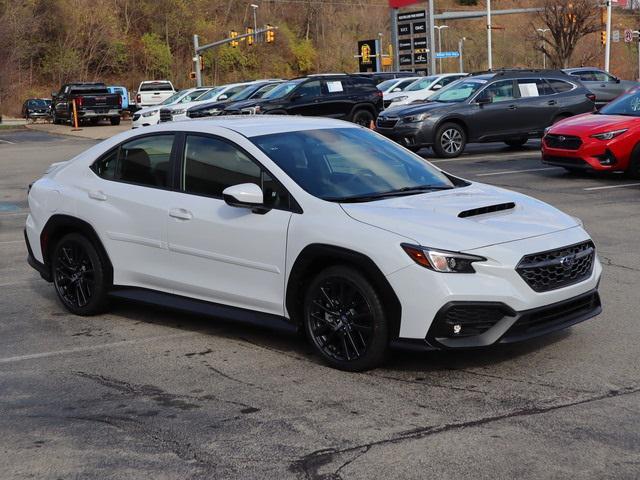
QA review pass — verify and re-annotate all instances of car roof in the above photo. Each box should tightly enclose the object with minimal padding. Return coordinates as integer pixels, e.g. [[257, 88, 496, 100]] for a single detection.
[[563, 67, 602, 72], [144, 116, 358, 138]]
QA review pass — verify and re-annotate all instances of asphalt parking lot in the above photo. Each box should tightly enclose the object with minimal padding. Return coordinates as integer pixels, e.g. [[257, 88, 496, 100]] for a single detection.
[[1, 129, 639, 479]]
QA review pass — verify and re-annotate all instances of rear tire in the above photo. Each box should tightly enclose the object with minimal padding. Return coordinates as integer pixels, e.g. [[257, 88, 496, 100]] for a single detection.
[[351, 109, 375, 127], [433, 122, 466, 158], [303, 265, 388, 371], [110, 116, 121, 126], [504, 137, 528, 148], [51, 233, 109, 316]]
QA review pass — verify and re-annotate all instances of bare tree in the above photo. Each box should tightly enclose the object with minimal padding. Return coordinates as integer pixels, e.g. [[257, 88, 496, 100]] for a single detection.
[[534, 0, 600, 68]]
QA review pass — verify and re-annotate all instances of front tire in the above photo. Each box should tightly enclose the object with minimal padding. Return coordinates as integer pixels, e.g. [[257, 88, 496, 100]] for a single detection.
[[433, 122, 466, 158], [51, 233, 109, 316], [351, 108, 375, 127], [504, 137, 528, 148], [110, 116, 121, 126], [626, 143, 640, 179], [303, 266, 388, 371]]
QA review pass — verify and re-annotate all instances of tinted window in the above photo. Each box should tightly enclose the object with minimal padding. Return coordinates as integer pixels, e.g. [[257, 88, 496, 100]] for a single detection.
[[406, 76, 439, 91], [547, 79, 574, 93], [140, 82, 173, 91], [517, 79, 555, 97], [599, 89, 640, 116], [93, 135, 173, 188], [295, 80, 322, 97], [252, 128, 454, 201], [479, 80, 515, 102]]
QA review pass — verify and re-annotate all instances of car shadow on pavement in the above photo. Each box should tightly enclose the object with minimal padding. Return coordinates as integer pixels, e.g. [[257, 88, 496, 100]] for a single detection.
[[104, 296, 572, 373]]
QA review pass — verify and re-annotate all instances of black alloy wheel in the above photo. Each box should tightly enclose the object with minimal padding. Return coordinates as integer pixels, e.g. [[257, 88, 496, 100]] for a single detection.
[[52, 233, 109, 315], [304, 266, 388, 371], [352, 109, 375, 128]]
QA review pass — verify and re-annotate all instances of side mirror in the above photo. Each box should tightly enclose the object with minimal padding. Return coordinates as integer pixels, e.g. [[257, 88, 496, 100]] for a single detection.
[[391, 87, 402, 92], [222, 183, 268, 213], [615, 77, 621, 84], [476, 96, 492, 106], [218, 94, 228, 100], [290, 92, 303, 101], [431, 84, 443, 91]]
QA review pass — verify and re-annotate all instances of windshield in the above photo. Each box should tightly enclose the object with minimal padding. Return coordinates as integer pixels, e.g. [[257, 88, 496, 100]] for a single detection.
[[252, 128, 455, 202], [430, 79, 486, 103], [406, 76, 439, 91], [377, 79, 398, 91], [196, 86, 225, 101], [262, 80, 304, 99], [28, 99, 49, 108], [229, 84, 265, 101], [598, 89, 640, 116], [252, 83, 279, 98], [161, 90, 188, 105]]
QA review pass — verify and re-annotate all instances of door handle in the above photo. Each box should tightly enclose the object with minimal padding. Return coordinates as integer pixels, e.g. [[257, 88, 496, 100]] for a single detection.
[[88, 190, 107, 201], [169, 208, 193, 220], [508, 104, 517, 110], [547, 100, 557, 106]]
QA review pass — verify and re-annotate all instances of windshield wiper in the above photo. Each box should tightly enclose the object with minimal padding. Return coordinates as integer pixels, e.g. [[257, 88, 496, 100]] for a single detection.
[[327, 185, 453, 203]]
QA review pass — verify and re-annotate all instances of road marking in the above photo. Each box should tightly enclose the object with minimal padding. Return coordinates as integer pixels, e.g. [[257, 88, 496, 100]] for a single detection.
[[0, 239, 24, 245], [0, 332, 198, 365], [0, 212, 28, 217], [0, 139, 15, 144], [430, 153, 539, 163], [584, 183, 640, 191], [476, 167, 562, 177]]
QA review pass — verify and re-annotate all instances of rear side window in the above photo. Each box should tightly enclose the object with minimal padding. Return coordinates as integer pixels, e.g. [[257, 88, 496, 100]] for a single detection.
[[547, 79, 574, 93], [517, 79, 555, 97], [92, 134, 174, 188]]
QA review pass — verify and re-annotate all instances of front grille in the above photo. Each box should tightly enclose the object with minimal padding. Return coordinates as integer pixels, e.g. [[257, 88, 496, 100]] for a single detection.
[[431, 304, 508, 338], [516, 241, 595, 292], [159, 109, 172, 122], [544, 134, 582, 150], [505, 290, 600, 338], [376, 117, 398, 129]]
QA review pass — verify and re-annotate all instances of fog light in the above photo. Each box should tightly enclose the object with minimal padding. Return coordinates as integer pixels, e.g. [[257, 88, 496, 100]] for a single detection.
[[596, 149, 617, 166], [453, 324, 462, 335]]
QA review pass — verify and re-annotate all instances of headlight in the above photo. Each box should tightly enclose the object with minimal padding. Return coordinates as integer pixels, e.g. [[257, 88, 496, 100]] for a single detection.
[[590, 128, 627, 140], [391, 96, 408, 103], [242, 106, 261, 115], [543, 126, 552, 135], [402, 112, 430, 123], [141, 110, 157, 117], [401, 244, 486, 273], [172, 108, 185, 115]]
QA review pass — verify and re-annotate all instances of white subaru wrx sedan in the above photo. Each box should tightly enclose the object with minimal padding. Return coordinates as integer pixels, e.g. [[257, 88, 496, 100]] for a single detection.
[[25, 117, 602, 371]]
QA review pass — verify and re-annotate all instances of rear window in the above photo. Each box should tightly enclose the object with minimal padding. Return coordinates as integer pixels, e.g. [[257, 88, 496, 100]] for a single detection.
[[140, 82, 174, 92], [69, 87, 109, 95], [546, 79, 575, 93]]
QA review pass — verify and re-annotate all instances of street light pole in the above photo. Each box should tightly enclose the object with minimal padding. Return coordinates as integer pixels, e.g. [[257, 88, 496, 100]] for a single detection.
[[193, 34, 202, 87], [604, 0, 613, 71], [458, 37, 466, 73], [251, 4, 259, 43], [434, 25, 449, 73], [487, 0, 493, 70], [536, 28, 550, 69]]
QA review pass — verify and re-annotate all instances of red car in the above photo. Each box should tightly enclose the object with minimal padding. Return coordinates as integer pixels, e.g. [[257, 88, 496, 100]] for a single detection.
[[542, 89, 640, 178]]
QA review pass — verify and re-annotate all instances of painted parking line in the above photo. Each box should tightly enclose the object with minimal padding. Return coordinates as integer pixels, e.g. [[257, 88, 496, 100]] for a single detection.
[[0, 212, 28, 217], [476, 167, 562, 177], [430, 153, 540, 163], [0, 139, 16, 144], [583, 183, 640, 191], [0, 332, 199, 365], [0, 239, 24, 245]]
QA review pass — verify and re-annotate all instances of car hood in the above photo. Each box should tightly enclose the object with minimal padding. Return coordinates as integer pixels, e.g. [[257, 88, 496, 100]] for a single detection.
[[188, 100, 228, 112], [382, 100, 457, 117], [550, 113, 639, 135], [340, 183, 579, 251], [224, 98, 264, 110]]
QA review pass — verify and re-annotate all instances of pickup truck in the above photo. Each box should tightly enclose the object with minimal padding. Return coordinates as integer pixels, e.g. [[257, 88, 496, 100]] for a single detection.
[[51, 83, 122, 125], [135, 80, 175, 108]]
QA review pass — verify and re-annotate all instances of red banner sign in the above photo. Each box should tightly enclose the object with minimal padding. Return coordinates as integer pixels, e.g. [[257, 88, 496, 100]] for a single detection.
[[388, 0, 422, 7]]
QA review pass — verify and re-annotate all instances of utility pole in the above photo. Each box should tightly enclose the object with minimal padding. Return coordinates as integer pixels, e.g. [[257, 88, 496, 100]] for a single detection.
[[193, 34, 202, 87], [391, 8, 399, 70], [434, 25, 449, 73], [536, 28, 550, 69], [604, 0, 613, 71], [251, 4, 259, 43], [428, 0, 436, 75], [486, 0, 492, 70], [458, 37, 467, 73]]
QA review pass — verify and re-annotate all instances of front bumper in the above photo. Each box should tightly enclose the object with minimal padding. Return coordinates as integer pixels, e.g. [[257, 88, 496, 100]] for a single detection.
[[542, 134, 633, 171], [132, 111, 160, 129], [386, 227, 602, 346], [375, 118, 436, 148]]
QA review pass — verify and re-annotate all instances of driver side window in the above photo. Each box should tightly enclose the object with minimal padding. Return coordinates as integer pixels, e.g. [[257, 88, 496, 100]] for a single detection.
[[295, 80, 321, 98], [478, 80, 515, 103]]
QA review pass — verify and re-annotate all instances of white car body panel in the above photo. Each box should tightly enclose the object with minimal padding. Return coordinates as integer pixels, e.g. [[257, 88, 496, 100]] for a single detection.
[[385, 73, 467, 108], [132, 88, 211, 129], [26, 116, 602, 347], [136, 80, 176, 108]]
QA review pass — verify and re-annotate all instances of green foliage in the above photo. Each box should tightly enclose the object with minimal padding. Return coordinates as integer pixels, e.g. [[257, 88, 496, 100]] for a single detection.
[[291, 39, 317, 74], [41, 45, 81, 82], [141, 32, 172, 78]]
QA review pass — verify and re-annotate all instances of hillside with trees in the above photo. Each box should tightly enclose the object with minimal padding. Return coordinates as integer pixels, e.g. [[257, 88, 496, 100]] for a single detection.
[[1, 0, 639, 115]]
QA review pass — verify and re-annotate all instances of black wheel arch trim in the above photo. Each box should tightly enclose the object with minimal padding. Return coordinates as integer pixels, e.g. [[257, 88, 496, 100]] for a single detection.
[[286, 243, 402, 339], [40, 214, 113, 286], [348, 103, 378, 120]]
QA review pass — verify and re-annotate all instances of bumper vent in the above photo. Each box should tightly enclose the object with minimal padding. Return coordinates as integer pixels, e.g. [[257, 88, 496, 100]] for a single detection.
[[458, 202, 515, 218], [159, 109, 172, 123], [544, 134, 582, 150], [516, 241, 595, 292]]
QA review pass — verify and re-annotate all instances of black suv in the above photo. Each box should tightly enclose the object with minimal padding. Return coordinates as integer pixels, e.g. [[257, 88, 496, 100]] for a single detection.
[[375, 69, 596, 158], [187, 80, 282, 119], [223, 74, 384, 126]]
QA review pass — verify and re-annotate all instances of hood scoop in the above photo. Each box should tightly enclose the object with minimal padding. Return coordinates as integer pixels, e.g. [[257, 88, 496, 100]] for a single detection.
[[458, 202, 515, 218]]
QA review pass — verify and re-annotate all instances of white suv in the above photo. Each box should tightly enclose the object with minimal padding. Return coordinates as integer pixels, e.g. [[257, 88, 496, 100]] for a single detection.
[[132, 87, 212, 129], [385, 73, 467, 108], [25, 117, 602, 371]]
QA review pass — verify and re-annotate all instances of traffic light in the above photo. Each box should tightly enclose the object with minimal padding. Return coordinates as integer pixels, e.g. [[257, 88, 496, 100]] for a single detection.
[[189, 71, 196, 80], [266, 25, 275, 43], [247, 27, 254, 46], [230, 30, 238, 48], [601, 30, 607, 46]]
